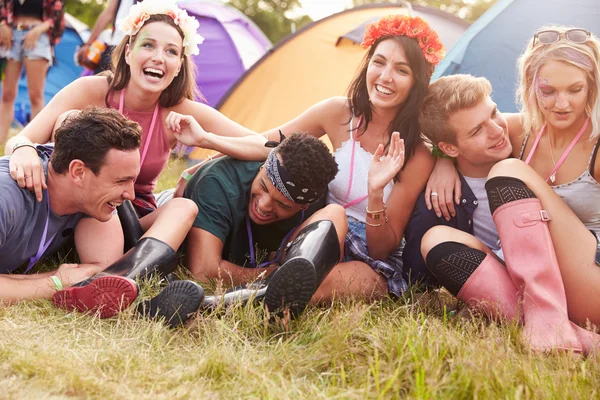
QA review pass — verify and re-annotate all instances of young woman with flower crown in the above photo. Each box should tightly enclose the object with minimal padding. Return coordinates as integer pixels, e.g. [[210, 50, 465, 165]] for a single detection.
[[421, 26, 600, 353], [259, 15, 443, 301], [3, 0, 268, 275], [5, 0, 267, 216]]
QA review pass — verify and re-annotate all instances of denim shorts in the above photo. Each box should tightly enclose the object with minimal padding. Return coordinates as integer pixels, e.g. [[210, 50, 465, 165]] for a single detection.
[[5, 28, 52, 65]]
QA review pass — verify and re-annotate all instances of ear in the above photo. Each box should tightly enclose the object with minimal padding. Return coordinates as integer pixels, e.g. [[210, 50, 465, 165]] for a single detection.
[[437, 141, 460, 158], [125, 43, 131, 66], [69, 159, 87, 188]]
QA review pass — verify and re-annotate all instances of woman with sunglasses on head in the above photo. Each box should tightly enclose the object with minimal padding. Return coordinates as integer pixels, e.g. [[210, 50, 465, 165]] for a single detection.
[[423, 26, 600, 352]]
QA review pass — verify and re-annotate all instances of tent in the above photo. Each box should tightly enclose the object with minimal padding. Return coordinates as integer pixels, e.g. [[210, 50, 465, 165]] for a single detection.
[[433, 0, 600, 113], [215, 3, 469, 134], [178, 0, 272, 107], [2, 13, 90, 125]]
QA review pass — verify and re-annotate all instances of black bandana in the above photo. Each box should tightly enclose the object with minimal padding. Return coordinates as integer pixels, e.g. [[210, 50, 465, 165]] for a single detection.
[[264, 150, 322, 204]]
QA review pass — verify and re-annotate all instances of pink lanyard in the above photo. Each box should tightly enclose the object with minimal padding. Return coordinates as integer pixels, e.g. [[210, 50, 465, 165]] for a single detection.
[[119, 89, 159, 169], [26, 195, 58, 273], [342, 116, 368, 209], [525, 116, 590, 183]]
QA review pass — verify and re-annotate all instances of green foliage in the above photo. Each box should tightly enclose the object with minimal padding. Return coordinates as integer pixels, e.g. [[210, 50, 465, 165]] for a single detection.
[[64, 0, 109, 27], [353, 0, 498, 22], [226, 0, 313, 44]]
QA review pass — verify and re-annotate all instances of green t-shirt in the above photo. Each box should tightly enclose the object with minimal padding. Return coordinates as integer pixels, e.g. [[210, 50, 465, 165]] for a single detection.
[[184, 157, 321, 267]]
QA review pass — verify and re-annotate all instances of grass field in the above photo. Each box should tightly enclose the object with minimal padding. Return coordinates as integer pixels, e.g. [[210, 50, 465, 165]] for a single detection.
[[1, 133, 600, 399]]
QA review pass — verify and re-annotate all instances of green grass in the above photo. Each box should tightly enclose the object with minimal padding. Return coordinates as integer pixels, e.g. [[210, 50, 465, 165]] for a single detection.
[[2, 132, 600, 398]]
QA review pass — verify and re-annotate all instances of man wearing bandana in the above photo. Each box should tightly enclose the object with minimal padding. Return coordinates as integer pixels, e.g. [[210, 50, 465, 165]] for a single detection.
[[138, 132, 346, 325]]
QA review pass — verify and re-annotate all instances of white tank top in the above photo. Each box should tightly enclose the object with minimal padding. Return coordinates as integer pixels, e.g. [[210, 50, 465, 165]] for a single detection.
[[327, 115, 394, 223]]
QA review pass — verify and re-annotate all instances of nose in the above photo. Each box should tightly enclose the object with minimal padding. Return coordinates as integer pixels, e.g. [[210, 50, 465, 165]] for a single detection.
[[151, 48, 164, 63], [380, 65, 393, 82], [123, 181, 135, 201], [555, 91, 569, 109], [257, 194, 273, 212]]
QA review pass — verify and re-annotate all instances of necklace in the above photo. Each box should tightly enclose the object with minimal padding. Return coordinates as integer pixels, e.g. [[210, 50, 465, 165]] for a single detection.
[[547, 132, 558, 183], [526, 117, 590, 183]]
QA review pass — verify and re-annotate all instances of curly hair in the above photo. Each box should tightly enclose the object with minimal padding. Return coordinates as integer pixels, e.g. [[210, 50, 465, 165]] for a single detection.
[[275, 133, 338, 194], [346, 35, 433, 167], [51, 107, 141, 175]]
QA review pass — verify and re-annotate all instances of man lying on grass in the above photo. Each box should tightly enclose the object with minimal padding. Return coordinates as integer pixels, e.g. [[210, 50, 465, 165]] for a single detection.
[[2, 107, 198, 318], [137, 126, 350, 327], [402, 74, 600, 354]]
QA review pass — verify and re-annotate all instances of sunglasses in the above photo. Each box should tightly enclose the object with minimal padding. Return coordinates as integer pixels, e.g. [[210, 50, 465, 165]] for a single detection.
[[533, 29, 591, 46]]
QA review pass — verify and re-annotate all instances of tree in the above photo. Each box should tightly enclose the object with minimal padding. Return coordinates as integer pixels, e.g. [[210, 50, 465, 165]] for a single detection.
[[64, 0, 109, 27], [352, 0, 497, 22], [226, 0, 312, 44]]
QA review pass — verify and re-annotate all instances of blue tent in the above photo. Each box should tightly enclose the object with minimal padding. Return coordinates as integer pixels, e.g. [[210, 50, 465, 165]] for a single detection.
[[433, 0, 600, 113], [1, 13, 89, 125]]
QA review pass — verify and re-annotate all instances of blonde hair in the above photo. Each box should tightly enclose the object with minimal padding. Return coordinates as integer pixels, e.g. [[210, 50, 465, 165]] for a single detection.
[[516, 25, 600, 139], [420, 74, 492, 144]]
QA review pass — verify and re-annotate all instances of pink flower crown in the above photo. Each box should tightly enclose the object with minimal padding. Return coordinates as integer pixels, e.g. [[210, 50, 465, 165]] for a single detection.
[[361, 15, 445, 66], [118, 0, 204, 56]]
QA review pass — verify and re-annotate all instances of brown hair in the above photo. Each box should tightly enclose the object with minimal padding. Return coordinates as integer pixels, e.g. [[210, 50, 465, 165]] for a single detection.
[[420, 74, 492, 145], [51, 107, 141, 175], [105, 14, 201, 108], [346, 35, 433, 167]]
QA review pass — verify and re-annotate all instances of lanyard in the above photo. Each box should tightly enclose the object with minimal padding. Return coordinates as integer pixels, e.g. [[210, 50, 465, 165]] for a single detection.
[[26, 195, 58, 273], [119, 89, 159, 169], [525, 117, 590, 183], [245, 210, 304, 268]]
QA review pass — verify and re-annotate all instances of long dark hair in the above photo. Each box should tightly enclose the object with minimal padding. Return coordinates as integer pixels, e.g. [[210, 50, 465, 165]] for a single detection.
[[104, 14, 201, 108], [347, 35, 433, 168]]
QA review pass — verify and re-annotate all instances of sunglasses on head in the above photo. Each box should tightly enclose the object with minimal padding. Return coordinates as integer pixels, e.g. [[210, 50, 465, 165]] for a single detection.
[[533, 29, 591, 46]]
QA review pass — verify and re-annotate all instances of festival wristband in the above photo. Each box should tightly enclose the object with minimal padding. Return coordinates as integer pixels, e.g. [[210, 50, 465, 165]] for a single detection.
[[50, 275, 63, 291], [180, 171, 192, 181], [12, 140, 36, 153]]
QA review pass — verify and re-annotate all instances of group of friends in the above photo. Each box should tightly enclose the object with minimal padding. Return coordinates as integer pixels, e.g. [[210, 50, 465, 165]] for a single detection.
[[1, 0, 600, 355]]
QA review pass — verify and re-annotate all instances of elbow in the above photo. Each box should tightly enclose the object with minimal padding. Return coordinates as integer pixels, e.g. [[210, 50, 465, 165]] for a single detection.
[[186, 254, 221, 283]]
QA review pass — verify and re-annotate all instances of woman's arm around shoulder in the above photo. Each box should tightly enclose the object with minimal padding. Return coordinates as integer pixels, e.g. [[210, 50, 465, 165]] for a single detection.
[[173, 99, 257, 138], [505, 112, 525, 156]]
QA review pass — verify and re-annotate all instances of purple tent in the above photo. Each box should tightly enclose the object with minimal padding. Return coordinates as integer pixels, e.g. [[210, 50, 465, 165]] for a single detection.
[[178, 0, 272, 107]]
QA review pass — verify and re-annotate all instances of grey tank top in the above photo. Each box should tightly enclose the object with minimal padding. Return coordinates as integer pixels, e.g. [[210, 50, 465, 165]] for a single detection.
[[518, 134, 600, 237]]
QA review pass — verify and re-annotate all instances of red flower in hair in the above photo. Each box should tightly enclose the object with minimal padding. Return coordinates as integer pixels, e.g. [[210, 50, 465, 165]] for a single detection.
[[360, 14, 445, 66]]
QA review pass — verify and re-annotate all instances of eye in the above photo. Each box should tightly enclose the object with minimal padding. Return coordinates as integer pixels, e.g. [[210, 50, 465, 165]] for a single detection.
[[167, 48, 179, 56], [491, 109, 497, 118], [260, 182, 268, 192], [397, 68, 409, 74], [141, 42, 153, 48], [277, 201, 291, 210], [569, 87, 583, 94], [471, 126, 482, 137], [373, 59, 384, 65]]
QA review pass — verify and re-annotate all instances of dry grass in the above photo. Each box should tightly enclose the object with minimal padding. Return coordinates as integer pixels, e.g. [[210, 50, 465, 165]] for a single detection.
[[2, 132, 600, 398]]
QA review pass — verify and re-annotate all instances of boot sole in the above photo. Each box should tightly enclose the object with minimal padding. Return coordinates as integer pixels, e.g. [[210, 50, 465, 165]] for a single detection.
[[137, 280, 204, 328], [52, 276, 138, 319], [264, 258, 316, 318]]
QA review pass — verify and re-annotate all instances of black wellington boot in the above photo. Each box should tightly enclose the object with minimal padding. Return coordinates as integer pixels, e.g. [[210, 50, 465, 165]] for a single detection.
[[52, 237, 179, 318], [202, 220, 341, 318], [137, 280, 205, 328], [117, 200, 144, 252]]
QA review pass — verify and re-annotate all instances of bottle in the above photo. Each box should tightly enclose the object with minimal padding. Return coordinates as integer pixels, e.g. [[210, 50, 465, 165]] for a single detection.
[[80, 40, 107, 71]]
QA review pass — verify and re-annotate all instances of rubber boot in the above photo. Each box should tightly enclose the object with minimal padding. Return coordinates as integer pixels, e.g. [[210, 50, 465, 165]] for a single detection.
[[117, 200, 143, 252], [493, 198, 582, 352], [52, 237, 178, 318], [203, 220, 341, 318], [137, 280, 205, 328], [456, 252, 600, 355]]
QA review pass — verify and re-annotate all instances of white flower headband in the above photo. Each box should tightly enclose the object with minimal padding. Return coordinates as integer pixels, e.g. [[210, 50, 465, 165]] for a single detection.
[[118, 0, 204, 56]]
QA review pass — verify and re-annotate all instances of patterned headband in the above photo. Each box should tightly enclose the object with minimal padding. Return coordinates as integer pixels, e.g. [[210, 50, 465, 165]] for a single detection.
[[264, 150, 322, 204]]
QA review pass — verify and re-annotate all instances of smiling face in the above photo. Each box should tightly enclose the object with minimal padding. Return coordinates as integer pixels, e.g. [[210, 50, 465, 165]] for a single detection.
[[80, 149, 140, 222], [536, 60, 589, 130], [248, 167, 304, 225], [440, 96, 512, 177], [125, 21, 184, 93], [366, 38, 415, 112]]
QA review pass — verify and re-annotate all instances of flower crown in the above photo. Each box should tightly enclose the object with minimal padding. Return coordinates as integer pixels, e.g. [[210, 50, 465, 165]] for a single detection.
[[118, 0, 204, 56], [361, 15, 445, 65]]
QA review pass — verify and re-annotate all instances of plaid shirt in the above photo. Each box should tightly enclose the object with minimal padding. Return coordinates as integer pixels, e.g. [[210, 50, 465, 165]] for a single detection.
[[0, 0, 65, 46]]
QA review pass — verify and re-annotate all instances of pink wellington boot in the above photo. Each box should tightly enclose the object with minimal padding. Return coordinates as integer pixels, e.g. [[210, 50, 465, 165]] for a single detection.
[[456, 251, 600, 355], [492, 198, 582, 352]]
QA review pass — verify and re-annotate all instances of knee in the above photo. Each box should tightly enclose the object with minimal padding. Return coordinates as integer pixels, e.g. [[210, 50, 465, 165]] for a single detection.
[[487, 158, 530, 180], [313, 204, 348, 236], [166, 198, 198, 225], [1, 87, 17, 103], [28, 91, 44, 108], [420, 225, 455, 260]]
